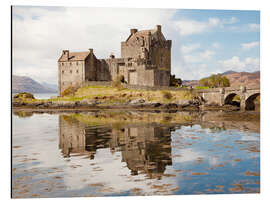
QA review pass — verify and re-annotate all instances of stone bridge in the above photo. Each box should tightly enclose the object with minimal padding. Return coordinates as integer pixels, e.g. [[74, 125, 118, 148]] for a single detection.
[[196, 86, 260, 110]]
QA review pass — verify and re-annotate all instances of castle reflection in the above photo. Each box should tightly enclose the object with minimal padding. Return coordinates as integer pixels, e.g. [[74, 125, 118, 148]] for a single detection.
[[58, 114, 173, 179]]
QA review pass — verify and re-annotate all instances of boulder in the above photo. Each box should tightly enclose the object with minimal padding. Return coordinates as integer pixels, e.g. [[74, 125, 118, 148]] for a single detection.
[[129, 99, 145, 104]]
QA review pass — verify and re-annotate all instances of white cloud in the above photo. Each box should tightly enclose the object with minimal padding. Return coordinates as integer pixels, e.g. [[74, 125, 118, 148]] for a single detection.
[[180, 43, 200, 54], [241, 41, 260, 50], [218, 56, 260, 72], [248, 23, 260, 32], [183, 50, 215, 63], [173, 17, 238, 36]]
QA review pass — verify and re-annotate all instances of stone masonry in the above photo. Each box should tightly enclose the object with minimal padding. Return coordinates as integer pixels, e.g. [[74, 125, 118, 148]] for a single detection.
[[58, 25, 172, 95]]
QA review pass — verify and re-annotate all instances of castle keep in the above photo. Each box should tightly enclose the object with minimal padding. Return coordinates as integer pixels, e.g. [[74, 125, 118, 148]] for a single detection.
[[58, 25, 172, 94]]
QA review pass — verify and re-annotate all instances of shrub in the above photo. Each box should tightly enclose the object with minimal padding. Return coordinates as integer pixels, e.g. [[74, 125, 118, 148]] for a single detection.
[[162, 91, 173, 100], [170, 75, 182, 87], [61, 86, 79, 97], [13, 92, 35, 100]]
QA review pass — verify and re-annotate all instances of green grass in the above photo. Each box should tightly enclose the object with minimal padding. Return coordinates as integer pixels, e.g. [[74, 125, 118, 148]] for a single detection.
[[194, 86, 210, 90], [27, 85, 197, 104]]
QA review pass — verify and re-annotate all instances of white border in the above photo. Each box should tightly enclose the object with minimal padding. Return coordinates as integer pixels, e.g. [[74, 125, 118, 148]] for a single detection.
[[2, 0, 269, 202]]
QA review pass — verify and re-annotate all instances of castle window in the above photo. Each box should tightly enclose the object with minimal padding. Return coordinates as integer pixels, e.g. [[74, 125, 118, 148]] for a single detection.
[[62, 70, 64, 74], [76, 62, 78, 66], [62, 62, 64, 66], [70, 70, 72, 74], [76, 70, 79, 73]]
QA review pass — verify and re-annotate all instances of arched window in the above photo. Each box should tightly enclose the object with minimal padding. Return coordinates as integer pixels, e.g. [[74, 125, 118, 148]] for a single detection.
[[70, 70, 72, 74], [62, 70, 64, 74]]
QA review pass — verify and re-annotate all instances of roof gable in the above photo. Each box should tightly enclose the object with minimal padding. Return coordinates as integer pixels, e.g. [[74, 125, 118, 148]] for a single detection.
[[58, 52, 90, 62], [126, 29, 166, 43]]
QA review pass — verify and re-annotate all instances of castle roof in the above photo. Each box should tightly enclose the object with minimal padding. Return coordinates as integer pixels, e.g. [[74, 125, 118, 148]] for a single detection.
[[126, 28, 166, 42], [58, 51, 90, 62]]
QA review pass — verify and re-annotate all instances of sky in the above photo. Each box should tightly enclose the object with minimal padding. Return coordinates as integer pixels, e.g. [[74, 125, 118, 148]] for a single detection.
[[12, 6, 260, 84]]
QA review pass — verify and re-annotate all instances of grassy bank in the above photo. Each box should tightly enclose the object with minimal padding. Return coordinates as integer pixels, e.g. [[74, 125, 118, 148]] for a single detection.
[[48, 85, 196, 104]]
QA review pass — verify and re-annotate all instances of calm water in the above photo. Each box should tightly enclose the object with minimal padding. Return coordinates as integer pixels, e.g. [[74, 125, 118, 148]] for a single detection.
[[12, 111, 260, 198]]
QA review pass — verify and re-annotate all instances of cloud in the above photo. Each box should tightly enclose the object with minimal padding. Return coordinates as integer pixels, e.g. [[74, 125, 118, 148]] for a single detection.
[[241, 41, 260, 50], [183, 50, 215, 63], [173, 17, 238, 36], [218, 56, 260, 72], [180, 43, 201, 54], [248, 23, 260, 32], [212, 42, 220, 49]]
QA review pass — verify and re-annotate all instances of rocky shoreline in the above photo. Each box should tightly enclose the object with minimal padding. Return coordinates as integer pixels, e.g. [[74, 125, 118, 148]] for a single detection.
[[12, 98, 240, 112]]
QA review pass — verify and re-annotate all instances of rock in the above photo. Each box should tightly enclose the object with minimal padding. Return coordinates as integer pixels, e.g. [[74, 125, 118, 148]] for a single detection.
[[164, 103, 178, 109], [129, 99, 145, 104]]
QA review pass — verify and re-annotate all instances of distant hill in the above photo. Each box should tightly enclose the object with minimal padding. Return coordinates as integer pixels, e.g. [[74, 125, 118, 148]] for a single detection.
[[182, 70, 260, 87], [222, 70, 260, 87], [12, 75, 58, 93], [41, 82, 58, 92]]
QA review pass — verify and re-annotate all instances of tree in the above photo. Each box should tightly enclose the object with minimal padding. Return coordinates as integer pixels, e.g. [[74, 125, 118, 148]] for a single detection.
[[199, 74, 230, 88]]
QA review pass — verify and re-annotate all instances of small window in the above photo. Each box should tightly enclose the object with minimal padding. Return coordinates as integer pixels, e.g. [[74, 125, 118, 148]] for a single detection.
[[70, 62, 72, 65], [76, 70, 79, 73], [62, 62, 64, 66], [62, 70, 64, 74], [76, 62, 78, 66], [70, 70, 72, 74], [62, 82, 64, 85]]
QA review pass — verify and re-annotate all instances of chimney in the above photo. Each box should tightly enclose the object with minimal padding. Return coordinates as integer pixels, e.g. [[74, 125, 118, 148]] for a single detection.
[[156, 25, 161, 32], [130, 28, 138, 34], [62, 50, 69, 61], [88, 48, 93, 54]]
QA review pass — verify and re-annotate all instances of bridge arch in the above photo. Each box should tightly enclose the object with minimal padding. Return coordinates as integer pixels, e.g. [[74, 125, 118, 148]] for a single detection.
[[245, 93, 260, 111], [224, 93, 241, 107]]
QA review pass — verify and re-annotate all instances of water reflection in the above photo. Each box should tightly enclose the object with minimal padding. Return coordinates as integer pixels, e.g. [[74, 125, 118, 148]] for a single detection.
[[59, 114, 173, 179], [12, 110, 260, 198]]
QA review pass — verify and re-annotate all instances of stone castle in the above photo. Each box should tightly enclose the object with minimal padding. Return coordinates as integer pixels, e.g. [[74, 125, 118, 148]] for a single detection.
[[58, 25, 172, 94]]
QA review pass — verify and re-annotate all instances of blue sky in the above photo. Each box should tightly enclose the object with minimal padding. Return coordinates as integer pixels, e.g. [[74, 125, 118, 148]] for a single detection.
[[12, 7, 260, 84]]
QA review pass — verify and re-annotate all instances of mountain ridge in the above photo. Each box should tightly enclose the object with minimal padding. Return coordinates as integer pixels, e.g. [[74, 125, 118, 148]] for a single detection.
[[12, 75, 58, 93]]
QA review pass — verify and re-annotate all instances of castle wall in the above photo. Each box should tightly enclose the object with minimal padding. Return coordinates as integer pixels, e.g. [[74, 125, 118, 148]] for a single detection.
[[58, 60, 85, 94], [121, 42, 143, 59], [150, 45, 171, 72], [85, 54, 96, 81], [154, 69, 170, 86]]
